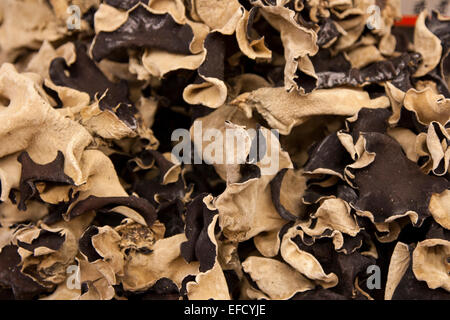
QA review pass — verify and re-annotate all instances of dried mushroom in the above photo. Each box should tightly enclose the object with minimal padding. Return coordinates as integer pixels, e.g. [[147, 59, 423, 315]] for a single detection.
[[0, 0, 449, 301]]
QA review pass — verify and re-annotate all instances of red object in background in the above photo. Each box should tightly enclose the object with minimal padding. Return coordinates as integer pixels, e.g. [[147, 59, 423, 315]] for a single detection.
[[395, 15, 419, 27]]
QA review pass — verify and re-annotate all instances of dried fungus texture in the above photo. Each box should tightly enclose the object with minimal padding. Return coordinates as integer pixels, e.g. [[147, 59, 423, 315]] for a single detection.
[[0, 0, 449, 301]]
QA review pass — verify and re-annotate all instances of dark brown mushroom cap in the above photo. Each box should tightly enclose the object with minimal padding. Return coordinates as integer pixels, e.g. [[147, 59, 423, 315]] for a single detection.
[[50, 42, 137, 129], [91, 4, 194, 61], [351, 132, 449, 226], [181, 194, 218, 272]]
